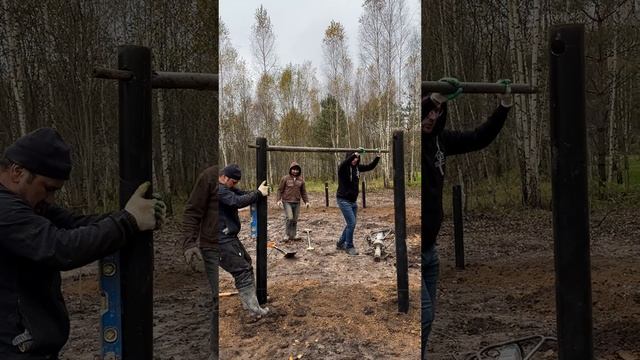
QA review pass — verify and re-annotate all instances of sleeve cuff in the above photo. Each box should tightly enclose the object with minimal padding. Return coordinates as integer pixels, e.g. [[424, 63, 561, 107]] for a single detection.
[[431, 93, 448, 104]]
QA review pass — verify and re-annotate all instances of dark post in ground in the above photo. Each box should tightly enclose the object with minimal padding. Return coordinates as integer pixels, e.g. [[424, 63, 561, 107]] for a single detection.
[[362, 178, 367, 208], [256, 137, 268, 305], [325, 182, 329, 207], [452, 185, 465, 270], [549, 24, 593, 360], [393, 130, 409, 313], [118, 45, 153, 359]]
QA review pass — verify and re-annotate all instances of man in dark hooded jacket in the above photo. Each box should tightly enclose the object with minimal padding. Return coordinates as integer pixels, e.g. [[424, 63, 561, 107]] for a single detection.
[[421, 78, 512, 359], [336, 150, 380, 256], [0, 127, 165, 360], [276, 161, 309, 241]]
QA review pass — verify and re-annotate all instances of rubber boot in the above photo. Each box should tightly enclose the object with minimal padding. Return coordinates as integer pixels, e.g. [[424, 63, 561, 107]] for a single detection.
[[238, 285, 269, 316]]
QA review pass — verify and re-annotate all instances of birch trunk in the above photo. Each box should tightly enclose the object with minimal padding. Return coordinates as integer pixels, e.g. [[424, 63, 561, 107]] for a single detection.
[[157, 90, 173, 214]]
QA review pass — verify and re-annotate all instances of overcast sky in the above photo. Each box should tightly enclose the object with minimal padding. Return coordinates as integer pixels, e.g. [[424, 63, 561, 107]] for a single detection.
[[220, 0, 420, 77]]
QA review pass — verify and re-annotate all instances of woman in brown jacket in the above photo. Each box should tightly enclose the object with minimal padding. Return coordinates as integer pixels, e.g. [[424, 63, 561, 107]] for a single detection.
[[276, 161, 309, 241]]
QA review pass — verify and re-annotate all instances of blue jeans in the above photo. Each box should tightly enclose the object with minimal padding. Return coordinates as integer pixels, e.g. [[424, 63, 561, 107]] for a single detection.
[[283, 202, 300, 239], [202, 248, 219, 359], [421, 244, 439, 359], [337, 197, 358, 249]]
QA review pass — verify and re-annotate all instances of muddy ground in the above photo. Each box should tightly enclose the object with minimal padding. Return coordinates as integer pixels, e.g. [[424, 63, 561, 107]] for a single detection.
[[59, 188, 639, 359]]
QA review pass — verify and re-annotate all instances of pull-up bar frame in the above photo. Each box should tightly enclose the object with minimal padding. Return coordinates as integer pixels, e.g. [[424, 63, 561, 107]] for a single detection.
[[247, 144, 389, 153], [94, 45, 218, 360], [94, 67, 218, 90], [422, 81, 537, 94], [252, 137, 408, 313]]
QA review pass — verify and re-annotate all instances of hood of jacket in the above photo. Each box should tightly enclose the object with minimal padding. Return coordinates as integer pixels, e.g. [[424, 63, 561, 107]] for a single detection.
[[422, 95, 447, 137], [289, 161, 302, 175]]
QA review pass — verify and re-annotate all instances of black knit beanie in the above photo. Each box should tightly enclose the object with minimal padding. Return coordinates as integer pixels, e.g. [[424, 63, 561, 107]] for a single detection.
[[4, 127, 72, 180], [223, 164, 242, 180]]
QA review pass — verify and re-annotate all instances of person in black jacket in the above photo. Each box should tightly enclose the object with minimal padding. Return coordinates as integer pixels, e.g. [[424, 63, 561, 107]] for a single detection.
[[421, 78, 513, 359], [335, 149, 380, 256], [217, 164, 270, 317], [0, 127, 165, 360]]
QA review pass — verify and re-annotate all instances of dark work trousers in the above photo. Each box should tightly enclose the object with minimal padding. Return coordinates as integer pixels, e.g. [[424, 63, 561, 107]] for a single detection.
[[219, 237, 255, 291], [202, 247, 219, 360]]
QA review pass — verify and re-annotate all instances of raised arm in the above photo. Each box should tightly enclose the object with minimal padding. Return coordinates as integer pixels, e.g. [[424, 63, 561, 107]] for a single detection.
[[358, 156, 380, 172], [441, 104, 510, 155]]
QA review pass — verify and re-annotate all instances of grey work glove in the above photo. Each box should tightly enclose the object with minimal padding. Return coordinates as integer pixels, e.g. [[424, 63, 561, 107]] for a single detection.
[[184, 246, 204, 273], [124, 182, 161, 231], [276, 200, 283, 208], [258, 180, 269, 196], [496, 79, 513, 107]]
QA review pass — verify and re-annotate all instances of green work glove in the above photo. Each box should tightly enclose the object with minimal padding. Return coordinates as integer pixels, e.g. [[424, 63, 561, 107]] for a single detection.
[[431, 77, 463, 103], [152, 192, 167, 229], [496, 79, 513, 107], [358, 147, 366, 154]]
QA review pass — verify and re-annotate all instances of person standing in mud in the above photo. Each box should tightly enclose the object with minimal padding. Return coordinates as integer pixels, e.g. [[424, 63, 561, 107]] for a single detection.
[[182, 164, 269, 359], [276, 161, 310, 241], [0, 128, 165, 359], [421, 78, 513, 359], [335, 149, 381, 256]]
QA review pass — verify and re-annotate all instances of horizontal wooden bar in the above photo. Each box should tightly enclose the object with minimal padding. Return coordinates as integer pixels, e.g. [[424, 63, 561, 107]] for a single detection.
[[422, 81, 537, 94], [151, 71, 218, 90], [93, 68, 133, 80], [93, 67, 218, 91], [247, 144, 389, 153]]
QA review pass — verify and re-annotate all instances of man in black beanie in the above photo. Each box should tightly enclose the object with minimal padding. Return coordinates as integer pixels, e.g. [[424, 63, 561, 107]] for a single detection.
[[180, 163, 268, 360], [0, 127, 166, 359], [421, 79, 512, 359]]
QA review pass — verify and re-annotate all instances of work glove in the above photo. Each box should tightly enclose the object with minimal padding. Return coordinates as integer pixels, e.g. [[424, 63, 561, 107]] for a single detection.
[[276, 200, 283, 208], [124, 182, 162, 231], [152, 192, 167, 229], [431, 77, 463, 104], [496, 79, 513, 108], [184, 246, 204, 273], [358, 147, 366, 154], [305, 201, 310, 209], [375, 148, 381, 157], [258, 180, 269, 196]]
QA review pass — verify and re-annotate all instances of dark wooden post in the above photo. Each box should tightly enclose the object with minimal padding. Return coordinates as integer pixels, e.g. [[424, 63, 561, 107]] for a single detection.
[[550, 24, 593, 360], [118, 45, 153, 359], [393, 130, 409, 313], [256, 137, 268, 304], [452, 185, 465, 270], [325, 182, 329, 207]]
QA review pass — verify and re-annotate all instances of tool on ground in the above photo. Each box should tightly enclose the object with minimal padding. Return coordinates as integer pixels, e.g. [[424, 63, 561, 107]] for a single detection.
[[365, 228, 394, 261], [463, 335, 557, 360], [267, 241, 297, 258], [304, 229, 314, 250]]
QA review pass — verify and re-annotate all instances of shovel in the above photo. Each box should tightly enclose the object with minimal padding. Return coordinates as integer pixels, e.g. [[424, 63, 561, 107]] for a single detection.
[[267, 241, 297, 259], [304, 229, 314, 250]]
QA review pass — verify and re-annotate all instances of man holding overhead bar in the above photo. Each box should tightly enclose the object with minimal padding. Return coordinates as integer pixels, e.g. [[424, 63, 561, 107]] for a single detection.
[[421, 78, 513, 359]]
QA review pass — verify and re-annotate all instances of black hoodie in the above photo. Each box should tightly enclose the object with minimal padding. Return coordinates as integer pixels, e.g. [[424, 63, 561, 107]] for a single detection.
[[421, 96, 510, 251], [336, 152, 380, 202]]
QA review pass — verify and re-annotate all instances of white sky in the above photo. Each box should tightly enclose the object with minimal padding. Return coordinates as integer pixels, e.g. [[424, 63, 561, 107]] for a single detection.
[[220, 0, 420, 77]]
